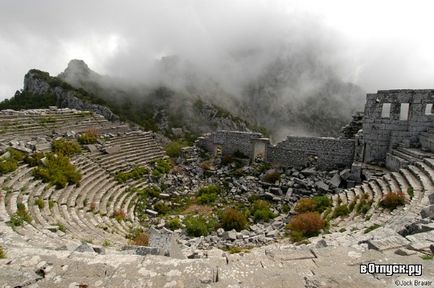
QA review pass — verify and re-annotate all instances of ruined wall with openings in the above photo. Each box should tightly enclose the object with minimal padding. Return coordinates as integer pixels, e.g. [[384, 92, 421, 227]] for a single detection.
[[362, 90, 434, 164]]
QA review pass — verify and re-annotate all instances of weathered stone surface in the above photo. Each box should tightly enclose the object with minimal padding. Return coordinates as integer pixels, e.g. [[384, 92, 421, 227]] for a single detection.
[[420, 205, 434, 218]]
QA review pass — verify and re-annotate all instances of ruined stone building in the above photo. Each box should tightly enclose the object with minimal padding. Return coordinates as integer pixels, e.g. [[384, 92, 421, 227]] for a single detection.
[[198, 89, 434, 174]]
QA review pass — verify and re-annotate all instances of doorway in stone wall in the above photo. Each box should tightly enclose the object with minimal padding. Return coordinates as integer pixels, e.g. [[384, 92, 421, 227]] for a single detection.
[[253, 141, 266, 162]]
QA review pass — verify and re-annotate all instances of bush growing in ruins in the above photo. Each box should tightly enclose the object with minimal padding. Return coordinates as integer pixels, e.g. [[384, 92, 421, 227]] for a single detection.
[[51, 138, 81, 156], [165, 218, 181, 231], [77, 129, 98, 144], [32, 153, 81, 188], [35, 198, 44, 209], [0, 148, 26, 175], [332, 204, 350, 218], [251, 200, 275, 222], [286, 212, 325, 241], [294, 196, 332, 214], [407, 187, 414, 199], [127, 227, 149, 246], [24, 152, 45, 167], [9, 203, 32, 227], [152, 158, 172, 179], [0, 159, 17, 175], [164, 141, 187, 158], [154, 202, 169, 215], [184, 215, 216, 237], [219, 208, 248, 231], [355, 195, 373, 215], [197, 184, 220, 204], [380, 192, 405, 211], [113, 210, 126, 222], [7, 148, 25, 161], [0, 245, 5, 259], [263, 170, 281, 184], [115, 166, 149, 183], [294, 198, 316, 213]]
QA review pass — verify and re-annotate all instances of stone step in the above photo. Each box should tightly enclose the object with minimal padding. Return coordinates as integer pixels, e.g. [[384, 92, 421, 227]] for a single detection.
[[414, 161, 434, 185], [424, 158, 434, 170], [398, 147, 434, 159]]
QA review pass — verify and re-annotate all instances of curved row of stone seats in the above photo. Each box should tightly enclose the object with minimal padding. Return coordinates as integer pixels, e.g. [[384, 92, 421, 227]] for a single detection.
[[41, 156, 136, 242], [0, 158, 144, 246], [0, 167, 80, 248], [328, 155, 433, 232], [93, 131, 165, 173], [0, 109, 116, 143]]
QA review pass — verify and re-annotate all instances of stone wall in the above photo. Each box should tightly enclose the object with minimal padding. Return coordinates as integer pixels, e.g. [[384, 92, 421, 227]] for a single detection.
[[198, 131, 355, 170], [197, 130, 263, 158], [362, 90, 434, 163], [267, 136, 355, 170]]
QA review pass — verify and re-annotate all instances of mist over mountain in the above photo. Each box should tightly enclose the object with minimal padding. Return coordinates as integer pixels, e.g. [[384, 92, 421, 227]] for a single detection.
[[57, 52, 364, 141]]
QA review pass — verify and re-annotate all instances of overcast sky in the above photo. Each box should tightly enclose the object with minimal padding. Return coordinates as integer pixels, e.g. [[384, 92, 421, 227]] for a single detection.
[[1, 0, 433, 100]]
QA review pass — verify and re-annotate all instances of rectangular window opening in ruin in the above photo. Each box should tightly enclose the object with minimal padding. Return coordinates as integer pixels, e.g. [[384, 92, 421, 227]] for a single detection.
[[399, 103, 410, 120], [425, 103, 433, 115], [381, 103, 391, 118]]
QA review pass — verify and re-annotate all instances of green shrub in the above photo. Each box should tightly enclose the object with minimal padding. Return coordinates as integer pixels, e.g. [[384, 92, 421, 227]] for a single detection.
[[154, 202, 169, 215], [24, 152, 45, 167], [289, 230, 305, 242], [35, 198, 45, 209], [380, 192, 405, 210], [294, 198, 316, 213], [0, 159, 17, 175], [286, 212, 325, 239], [197, 193, 217, 204], [165, 218, 181, 230], [332, 204, 350, 218], [102, 239, 111, 247], [48, 200, 55, 209], [294, 196, 332, 214], [165, 141, 187, 158], [32, 153, 81, 188], [263, 170, 281, 183], [251, 200, 275, 222], [51, 138, 81, 156], [152, 158, 172, 179], [0, 245, 5, 259], [197, 184, 220, 204], [7, 148, 25, 161], [407, 187, 414, 199], [115, 166, 149, 183], [311, 195, 332, 213], [57, 222, 66, 233], [9, 203, 32, 227], [364, 223, 381, 234], [184, 215, 215, 237], [357, 201, 372, 215], [77, 129, 98, 144], [219, 208, 248, 231]]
